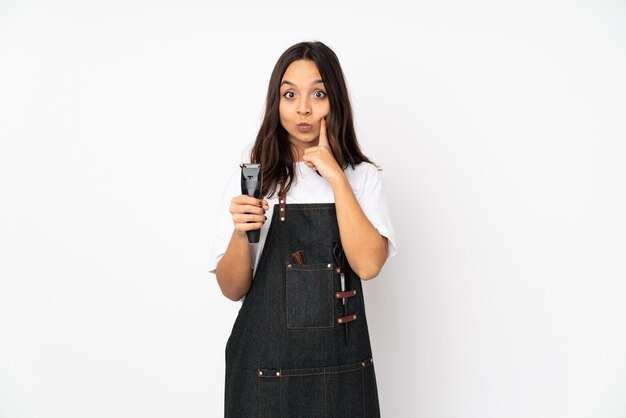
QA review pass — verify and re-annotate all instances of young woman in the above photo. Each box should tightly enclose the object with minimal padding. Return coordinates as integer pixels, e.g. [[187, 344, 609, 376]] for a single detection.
[[209, 41, 396, 417]]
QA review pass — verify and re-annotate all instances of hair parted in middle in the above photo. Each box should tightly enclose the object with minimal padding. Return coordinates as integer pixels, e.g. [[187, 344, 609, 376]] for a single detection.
[[250, 41, 373, 198]]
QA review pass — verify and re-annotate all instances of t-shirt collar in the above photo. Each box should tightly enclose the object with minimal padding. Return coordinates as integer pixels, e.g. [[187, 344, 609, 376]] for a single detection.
[[295, 161, 315, 178]]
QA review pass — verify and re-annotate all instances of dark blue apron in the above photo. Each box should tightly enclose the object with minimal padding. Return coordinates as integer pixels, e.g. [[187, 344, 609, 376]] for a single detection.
[[224, 199, 380, 417]]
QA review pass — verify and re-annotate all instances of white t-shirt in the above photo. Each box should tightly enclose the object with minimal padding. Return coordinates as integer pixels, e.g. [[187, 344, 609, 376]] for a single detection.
[[208, 161, 397, 275]]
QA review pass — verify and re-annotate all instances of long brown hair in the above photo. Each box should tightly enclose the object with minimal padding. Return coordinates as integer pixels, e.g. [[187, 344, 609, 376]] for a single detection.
[[250, 41, 374, 198]]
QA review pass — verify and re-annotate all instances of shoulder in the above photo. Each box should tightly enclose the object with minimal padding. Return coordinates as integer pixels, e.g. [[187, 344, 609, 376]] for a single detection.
[[226, 166, 241, 187], [345, 162, 382, 185], [219, 167, 241, 200], [344, 162, 382, 199], [345, 161, 379, 177]]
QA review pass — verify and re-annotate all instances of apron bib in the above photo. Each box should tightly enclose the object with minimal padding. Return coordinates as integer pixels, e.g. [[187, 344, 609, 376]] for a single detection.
[[224, 201, 380, 418]]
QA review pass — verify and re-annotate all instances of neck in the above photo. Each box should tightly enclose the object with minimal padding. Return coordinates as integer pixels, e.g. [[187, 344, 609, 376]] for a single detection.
[[290, 143, 317, 162], [291, 146, 304, 162]]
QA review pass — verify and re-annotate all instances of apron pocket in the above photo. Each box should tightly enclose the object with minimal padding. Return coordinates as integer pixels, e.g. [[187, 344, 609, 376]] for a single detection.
[[285, 262, 335, 329], [257, 358, 376, 418]]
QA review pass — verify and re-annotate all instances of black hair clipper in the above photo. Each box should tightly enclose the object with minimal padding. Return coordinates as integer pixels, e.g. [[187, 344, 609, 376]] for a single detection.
[[241, 163, 262, 243]]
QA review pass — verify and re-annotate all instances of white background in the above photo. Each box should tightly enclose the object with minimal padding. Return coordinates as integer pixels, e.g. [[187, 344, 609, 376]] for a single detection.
[[1, 1, 625, 417]]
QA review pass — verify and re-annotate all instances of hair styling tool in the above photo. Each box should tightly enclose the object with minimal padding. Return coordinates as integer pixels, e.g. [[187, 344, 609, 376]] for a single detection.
[[291, 250, 307, 265], [333, 241, 348, 342], [241, 163, 262, 243]]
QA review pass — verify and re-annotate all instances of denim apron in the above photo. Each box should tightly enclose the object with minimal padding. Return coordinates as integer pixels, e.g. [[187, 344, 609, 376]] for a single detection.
[[224, 199, 380, 417]]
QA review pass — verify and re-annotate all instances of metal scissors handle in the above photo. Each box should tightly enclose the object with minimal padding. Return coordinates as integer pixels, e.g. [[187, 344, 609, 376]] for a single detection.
[[333, 241, 349, 343], [332, 241, 344, 273]]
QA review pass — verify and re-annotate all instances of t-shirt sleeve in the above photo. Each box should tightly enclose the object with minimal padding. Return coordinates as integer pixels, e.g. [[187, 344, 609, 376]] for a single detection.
[[356, 164, 397, 259], [208, 168, 242, 274]]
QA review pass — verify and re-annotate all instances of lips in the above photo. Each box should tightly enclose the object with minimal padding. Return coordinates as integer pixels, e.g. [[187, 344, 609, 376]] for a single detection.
[[296, 123, 312, 133]]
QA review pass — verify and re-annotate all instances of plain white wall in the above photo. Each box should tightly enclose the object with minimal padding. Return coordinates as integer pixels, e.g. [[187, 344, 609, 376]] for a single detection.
[[1, 1, 625, 417]]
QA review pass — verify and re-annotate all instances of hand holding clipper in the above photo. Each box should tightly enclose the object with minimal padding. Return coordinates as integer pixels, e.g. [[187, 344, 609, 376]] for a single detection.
[[241, 163, 263, 243]]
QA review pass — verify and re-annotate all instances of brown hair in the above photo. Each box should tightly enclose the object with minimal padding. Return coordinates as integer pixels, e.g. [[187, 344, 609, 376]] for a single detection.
[[250, 41, 374, 198]]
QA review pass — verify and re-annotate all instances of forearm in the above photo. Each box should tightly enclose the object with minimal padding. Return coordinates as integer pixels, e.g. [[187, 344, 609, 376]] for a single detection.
[[331, 176, 388, 280], [215, 229, 254, 301]]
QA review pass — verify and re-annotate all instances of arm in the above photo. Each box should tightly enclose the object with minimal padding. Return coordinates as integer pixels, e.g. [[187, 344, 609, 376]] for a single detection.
[[215, 230, 253, 301], [215, 195, 269, 301], [329, 175, 388, 280], [302, 117, 388, 280]]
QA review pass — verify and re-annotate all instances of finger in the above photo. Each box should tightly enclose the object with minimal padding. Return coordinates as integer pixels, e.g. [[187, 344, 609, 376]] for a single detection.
[[301, 151, 316, 166], [230, 203, 265, 216], [235, 221, 265, 232], [301, 153, 322, 176], [318, 116, 329, 148], [233, 213, 267, 224], [233, 195, 266, 210], [235, 194, 264, 205]]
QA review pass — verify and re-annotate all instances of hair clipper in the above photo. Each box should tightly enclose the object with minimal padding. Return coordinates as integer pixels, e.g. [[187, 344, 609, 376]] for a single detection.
[[241, 163, 263, 243]]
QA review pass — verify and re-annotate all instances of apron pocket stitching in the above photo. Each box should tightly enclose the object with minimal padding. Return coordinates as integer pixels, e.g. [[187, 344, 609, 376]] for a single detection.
[[285, 262, 335, 329], [257, 357, 373, 378]]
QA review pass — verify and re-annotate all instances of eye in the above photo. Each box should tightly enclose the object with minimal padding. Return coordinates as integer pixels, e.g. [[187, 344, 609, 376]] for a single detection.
[[314, 90, 327, 99], [282, 91, 295, 99]]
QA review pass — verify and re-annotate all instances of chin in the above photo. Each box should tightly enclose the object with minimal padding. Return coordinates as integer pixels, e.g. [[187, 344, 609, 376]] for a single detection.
[[290, 133, 319, 144]]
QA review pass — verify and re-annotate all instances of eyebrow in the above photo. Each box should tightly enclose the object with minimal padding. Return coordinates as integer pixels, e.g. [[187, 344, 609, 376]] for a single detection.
[[280, 79, 325, 87]]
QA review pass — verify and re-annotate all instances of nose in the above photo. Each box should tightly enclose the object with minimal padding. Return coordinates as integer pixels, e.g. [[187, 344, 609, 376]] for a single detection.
[[296, 97, 311, 115]]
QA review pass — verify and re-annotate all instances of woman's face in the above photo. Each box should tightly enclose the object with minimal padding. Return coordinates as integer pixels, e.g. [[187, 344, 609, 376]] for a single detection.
[[279, 59, 330, 159]]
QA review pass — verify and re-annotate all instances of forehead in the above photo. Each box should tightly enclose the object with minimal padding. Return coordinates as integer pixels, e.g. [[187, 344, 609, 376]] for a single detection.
[[281, 60, 323, 85]]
